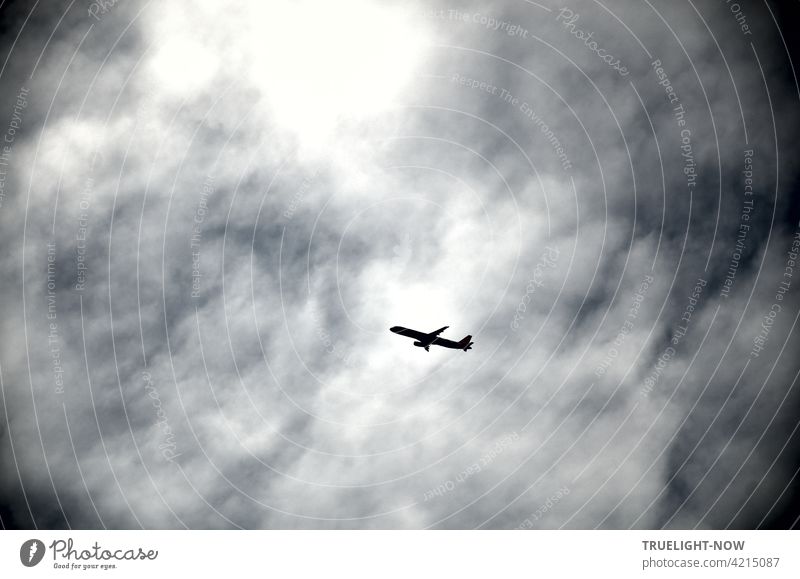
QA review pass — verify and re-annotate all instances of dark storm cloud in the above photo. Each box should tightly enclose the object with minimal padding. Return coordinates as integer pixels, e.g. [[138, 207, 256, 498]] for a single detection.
[[1, 0, 799, 530]]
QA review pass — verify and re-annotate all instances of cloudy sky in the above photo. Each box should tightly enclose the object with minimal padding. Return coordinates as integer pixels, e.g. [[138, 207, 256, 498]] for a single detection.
[[1, 0, 799, 529]]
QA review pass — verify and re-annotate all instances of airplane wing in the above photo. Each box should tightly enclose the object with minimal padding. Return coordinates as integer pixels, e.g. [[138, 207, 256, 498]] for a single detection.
[[428, 326, 449, 337]]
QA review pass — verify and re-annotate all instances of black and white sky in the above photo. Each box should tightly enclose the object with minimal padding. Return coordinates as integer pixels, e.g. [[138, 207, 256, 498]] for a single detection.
[[1, 0, 799, 529]]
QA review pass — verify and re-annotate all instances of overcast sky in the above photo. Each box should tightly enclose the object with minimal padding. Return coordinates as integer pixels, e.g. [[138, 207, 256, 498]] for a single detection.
[[1, 0, 799, 529]]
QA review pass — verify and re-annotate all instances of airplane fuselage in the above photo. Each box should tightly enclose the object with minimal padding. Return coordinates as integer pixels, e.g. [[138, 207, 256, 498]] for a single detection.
[[390, 326, 473, 352]]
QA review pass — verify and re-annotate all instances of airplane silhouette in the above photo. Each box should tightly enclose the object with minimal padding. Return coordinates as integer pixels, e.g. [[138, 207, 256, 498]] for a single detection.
[[389, 325, 473, 352]]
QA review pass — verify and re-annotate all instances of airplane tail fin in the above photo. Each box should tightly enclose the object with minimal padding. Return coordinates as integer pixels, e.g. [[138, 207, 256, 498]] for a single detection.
[[458, 336, 473, 351]]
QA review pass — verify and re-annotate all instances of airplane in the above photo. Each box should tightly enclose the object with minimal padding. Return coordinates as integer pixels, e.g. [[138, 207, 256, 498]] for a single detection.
[[389, 325, 473, 352]]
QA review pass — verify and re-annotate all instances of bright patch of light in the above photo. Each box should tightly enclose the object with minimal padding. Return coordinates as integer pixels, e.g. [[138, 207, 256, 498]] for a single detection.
[[147, 35, 218, 96], [246, 0, 428, 142], [143, 1, 428, 149]]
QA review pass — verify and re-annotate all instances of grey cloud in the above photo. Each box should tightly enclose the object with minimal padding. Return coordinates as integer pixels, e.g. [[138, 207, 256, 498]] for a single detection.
[[1, 0, 799, 530]]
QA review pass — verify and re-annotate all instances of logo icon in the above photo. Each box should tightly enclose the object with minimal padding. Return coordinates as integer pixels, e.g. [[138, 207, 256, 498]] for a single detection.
[[20, 539, 45, 567]]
